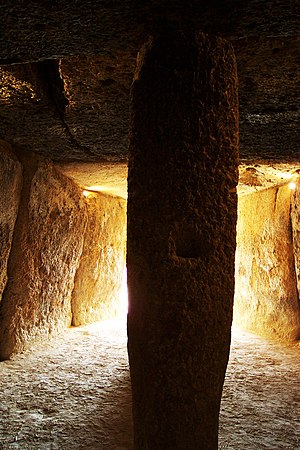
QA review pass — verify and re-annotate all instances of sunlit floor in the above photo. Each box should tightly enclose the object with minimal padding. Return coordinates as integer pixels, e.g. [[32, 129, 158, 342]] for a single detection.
[[0, 321, 299, 450]]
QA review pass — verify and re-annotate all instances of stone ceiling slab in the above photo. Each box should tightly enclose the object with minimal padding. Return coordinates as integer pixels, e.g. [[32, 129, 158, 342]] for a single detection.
[[0, 2, 299, 165], [56, 162, 128, 198], [0, 1, 298, 64]]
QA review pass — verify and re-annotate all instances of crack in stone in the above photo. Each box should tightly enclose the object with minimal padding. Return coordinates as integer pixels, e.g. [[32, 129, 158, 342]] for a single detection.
[[35, 59, 99, 160]]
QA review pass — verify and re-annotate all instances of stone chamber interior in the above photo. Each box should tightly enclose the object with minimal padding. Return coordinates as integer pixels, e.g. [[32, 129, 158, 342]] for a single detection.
[[1, 151, 299, 360], [0, 2, 299, 449]]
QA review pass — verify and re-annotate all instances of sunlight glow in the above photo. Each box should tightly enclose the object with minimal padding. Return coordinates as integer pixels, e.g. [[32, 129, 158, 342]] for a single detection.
[[288, 181, 296, 190], [87, 185, 111, 192], [82, 190, 93, 198], [87, 185, 118, 194], [118, 268, 128, 319], [85, 269, 128, 333]]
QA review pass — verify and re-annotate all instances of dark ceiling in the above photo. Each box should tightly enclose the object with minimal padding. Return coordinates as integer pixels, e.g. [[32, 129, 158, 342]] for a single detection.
[[0, 1, 299, 164]]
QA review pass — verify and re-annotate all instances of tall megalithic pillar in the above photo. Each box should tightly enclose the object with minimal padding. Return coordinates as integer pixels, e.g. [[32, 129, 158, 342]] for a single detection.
[[127, 31, 239, 450]]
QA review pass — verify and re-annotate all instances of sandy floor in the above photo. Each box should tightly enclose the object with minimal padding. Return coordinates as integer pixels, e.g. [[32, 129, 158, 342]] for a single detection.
[[0, 321, 299, 449], [220, 328, 300, 450]]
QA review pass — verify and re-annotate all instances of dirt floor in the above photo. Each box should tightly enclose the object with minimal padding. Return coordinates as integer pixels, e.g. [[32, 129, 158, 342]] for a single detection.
[[220, 327, 300, 450], [0, 320, 299, 449]]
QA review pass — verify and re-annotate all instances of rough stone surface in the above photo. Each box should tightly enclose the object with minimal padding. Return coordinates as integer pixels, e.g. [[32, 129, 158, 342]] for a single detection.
[[234, 36, 300, 163], [0, 1, 298, 64], [0, 63, 78, 161], [238, 163, 300, 196], [234, 184, 300, 341], [0, 142, 22, 302], [0, 152, 88, 360], [71, 193, 127, 326], [291, 178, 300, 308], [56, 162, 128, 198], [0, 320, 133, 450], [220, 326, 300, 449], [0, 3, 298, 164], [0, 321, 299, 450], [60, 55, 136, 161], [0, 55, 135, 162], [127, 31, 239, 449]]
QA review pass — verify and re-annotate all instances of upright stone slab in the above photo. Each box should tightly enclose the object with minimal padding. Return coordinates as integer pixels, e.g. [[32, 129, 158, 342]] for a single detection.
[[127, 32, 239, 449], [0, 142, 22, 302], [291, 178, 300, 322], [0, 152, 88, 360], [234, 185, 300, 341], [71, 192, 127, 326]]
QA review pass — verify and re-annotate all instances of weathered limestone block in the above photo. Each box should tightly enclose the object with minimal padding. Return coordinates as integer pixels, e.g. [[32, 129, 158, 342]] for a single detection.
[[127, 32, 239, 449], [60, 55, 136, 160], [0, 153, 88, 360], [72, 192, 127, 326], [0, 63, 77, 161], [234, 185, 300, 341], [291, 178, 300, 316], [0, 141, 22, 301]]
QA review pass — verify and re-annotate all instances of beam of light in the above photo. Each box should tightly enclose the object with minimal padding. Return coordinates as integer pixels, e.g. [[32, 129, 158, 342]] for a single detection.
[[83, 269, 128, 335], [82, 190, 93, 198], [87, 185, 110, 192], [118, 267, 128, 320]]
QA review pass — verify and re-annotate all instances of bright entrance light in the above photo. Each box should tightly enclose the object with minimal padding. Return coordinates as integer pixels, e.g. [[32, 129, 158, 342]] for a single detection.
[[118, 268, 128, 319], [288, 181, 296, 190]]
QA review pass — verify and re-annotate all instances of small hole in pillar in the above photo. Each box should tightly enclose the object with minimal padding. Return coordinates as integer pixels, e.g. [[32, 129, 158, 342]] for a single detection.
[[171, 223, 210, 259]]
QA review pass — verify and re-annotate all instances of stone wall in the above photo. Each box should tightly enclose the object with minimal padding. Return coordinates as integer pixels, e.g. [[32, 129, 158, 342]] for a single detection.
[[234, 183, 300, 341], [0, 150, 88, 360], [0, 142, 22, 302], [0, 144, 128, 359], [291, 178, 300, 311], [71, 192, 127, 326]]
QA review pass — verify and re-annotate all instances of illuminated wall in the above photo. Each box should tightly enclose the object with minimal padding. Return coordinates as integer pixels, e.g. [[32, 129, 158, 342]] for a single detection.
[[71, 192, 127, 326], [0, 143, 127, 359], [234, 181, 300, 341]]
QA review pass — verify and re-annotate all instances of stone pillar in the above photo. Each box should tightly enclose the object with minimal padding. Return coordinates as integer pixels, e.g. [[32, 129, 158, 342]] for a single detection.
[[127, 31, 239, 449]]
